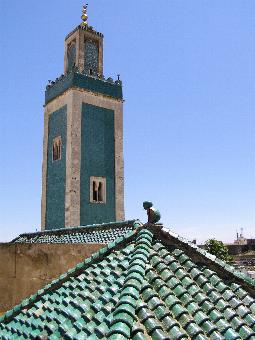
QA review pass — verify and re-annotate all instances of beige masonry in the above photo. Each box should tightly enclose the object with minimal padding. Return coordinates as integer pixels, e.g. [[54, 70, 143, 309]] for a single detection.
[[0, 242, 105, 311], [41, 88, 124, 230]]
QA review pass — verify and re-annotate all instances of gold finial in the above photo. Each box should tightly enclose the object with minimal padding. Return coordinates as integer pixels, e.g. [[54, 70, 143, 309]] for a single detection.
[[81, 4, 88, 27]]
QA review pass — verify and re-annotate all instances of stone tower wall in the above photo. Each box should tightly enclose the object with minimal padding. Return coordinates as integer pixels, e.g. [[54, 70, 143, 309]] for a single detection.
[[41, 87, 124, 230]]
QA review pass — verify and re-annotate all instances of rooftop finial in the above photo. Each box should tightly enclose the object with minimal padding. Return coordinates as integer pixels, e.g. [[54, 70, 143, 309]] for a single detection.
[[81, 4, 88, 27], [143, 201, 161, 224]]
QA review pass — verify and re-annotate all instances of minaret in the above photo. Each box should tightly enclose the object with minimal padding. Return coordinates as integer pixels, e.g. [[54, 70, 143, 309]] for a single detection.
[[41, 6, 124, 230]]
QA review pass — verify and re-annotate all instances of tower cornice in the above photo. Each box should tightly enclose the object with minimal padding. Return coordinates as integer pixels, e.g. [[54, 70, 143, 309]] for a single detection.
[[45, 70, 122, 105], [65, 24, 104, 42]]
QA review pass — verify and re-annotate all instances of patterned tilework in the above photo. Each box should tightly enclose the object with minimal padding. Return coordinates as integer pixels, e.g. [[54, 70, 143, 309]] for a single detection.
[[45, 72, 74, 104], [45, 71, 123, 104], [45, 106, 67, 229], [84, 40, 98, 75], [80, 103, 115, 226], [11, 220, 135, 244], [2, 224, 255, 339]]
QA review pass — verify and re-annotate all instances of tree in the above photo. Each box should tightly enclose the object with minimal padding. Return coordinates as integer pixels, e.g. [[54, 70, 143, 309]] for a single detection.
[[204, 239, 233, 262]]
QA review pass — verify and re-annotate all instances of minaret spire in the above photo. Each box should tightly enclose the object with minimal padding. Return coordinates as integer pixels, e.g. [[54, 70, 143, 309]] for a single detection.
[[81, 4, 88, 27]]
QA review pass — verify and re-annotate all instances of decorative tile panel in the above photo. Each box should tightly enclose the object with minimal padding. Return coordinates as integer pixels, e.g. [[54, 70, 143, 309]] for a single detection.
[[45, 106, 67, 229], [84, 40, 98, 75], [80, 104, 115, 226]]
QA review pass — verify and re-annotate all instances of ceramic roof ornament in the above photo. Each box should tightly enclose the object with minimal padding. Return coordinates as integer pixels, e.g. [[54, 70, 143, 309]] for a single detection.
[[143, 201, 161, 224]]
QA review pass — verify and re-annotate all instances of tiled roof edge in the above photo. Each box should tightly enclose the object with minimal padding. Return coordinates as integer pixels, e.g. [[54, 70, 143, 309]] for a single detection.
[[161, 227, 255, 289], [0, 220, 142, 324], [11, 220, 137, 243]]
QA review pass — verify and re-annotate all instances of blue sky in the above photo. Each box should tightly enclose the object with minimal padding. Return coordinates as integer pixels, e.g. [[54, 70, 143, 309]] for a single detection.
[[0, 1, 255, 243]]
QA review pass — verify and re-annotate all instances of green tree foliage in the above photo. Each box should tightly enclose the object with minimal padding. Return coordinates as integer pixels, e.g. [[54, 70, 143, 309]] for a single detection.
[[204, 239, 233, 262]]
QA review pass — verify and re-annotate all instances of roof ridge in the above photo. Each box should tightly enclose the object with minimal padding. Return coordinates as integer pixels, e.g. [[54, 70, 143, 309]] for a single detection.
[[160, 227, 255, 291], [107, 227, 154, 338], [0, 220, 142, 324]]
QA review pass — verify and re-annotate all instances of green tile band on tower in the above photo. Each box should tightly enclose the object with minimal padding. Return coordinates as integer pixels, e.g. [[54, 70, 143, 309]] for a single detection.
[[80, 103, 116, 225]]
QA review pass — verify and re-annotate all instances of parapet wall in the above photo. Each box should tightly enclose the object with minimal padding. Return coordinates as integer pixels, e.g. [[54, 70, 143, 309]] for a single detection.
[[226, 244, 255, 255], [0, 243, 104, 312]]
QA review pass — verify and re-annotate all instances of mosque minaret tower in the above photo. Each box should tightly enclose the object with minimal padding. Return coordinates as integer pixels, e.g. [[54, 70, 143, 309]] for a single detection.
[[41, 5, 124, 230]]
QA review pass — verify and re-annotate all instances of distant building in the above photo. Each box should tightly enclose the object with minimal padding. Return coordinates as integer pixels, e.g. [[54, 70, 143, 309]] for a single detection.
[[234, 228, 255, 245]]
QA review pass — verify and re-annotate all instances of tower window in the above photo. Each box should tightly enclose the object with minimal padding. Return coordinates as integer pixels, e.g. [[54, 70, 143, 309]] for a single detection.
[[90, 177, 106, 203], [52, 136, 61, 161]]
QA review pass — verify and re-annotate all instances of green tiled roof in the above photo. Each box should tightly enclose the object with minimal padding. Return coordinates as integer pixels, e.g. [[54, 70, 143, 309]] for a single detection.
[[1, 222, 255, 339], [11, 220, 135, 244]]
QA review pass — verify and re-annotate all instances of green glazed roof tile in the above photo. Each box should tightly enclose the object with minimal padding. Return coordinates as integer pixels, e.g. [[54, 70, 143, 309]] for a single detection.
[[108, 334, 127, 340], [108, 320, 131, 337], [131, 325, 147, 340]]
